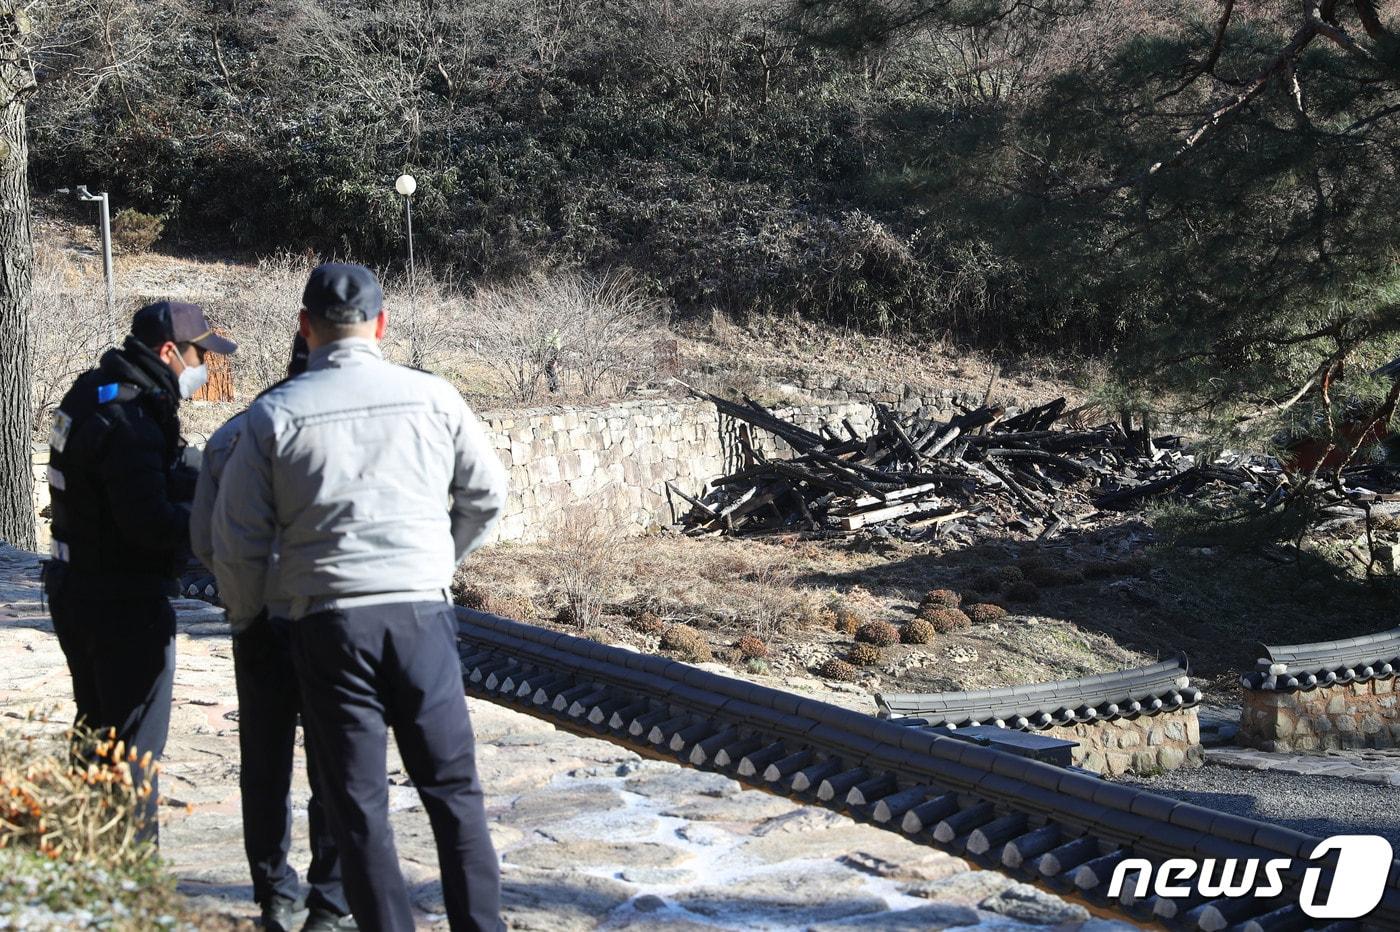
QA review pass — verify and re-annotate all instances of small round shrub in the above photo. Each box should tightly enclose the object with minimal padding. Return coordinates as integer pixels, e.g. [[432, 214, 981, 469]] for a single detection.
[[847, 642, 882, 665], [920, 589, 961, 609], [111, 208, 164, 253], [835, 606, 865, 636], [899, 618, 935, 645], [965, 603, 1008, 624], [1005, 581, 1041, 603], [919, 607, 971, 633], [817, 658, 858, 682], [455, 585, 489, 610], [736, 634, 769, 659], [745, 658, 771, 676], [998, 565, 1025, 585], [660, 625, 713, 663], [631, 611, 665, 635], [855, 620, 899, 647]]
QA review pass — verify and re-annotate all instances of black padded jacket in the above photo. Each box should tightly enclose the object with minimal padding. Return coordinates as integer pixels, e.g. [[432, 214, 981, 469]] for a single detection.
[[45, 337, 196, 598]]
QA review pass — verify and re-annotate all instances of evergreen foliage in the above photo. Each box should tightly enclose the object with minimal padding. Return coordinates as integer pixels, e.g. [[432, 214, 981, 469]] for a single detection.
[[22, 0, 1400, 461]]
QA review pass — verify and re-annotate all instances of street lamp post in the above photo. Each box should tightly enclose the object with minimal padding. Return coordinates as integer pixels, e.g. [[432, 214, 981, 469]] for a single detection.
[[57, 185, 115, 314], [395, 174, 417, 315]]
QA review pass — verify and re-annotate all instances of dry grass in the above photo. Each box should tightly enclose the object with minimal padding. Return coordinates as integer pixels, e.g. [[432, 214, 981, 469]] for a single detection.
[[675, 310, 1085, 409], [459, 533, 850, 634]]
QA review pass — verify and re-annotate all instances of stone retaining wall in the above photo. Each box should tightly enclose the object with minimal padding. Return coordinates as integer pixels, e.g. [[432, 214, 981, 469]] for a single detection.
[[481, 397, 876, 543], [29, 397, 875, 550], [1240, 681, 1400, 752], [1045, 708, 1204, 776]]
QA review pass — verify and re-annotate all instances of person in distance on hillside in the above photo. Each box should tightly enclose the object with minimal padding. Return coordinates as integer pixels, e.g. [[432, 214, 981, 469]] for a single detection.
[[43, 301, 236, 844], [210, 263, 508, 931], [190, 333, 354, 932]]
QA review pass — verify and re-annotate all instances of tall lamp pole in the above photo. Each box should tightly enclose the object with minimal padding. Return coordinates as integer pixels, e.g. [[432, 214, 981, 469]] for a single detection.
[[395, 174, 417, 315], [57, 185, 115, 314]]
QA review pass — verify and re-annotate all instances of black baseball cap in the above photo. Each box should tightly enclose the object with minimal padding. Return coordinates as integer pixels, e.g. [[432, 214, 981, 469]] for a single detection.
[[302, 263, 384, 324], [131, 301, 237, 355]]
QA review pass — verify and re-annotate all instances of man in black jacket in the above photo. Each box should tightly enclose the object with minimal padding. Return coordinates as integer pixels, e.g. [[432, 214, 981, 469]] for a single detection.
[[44, 300, 236, 843]]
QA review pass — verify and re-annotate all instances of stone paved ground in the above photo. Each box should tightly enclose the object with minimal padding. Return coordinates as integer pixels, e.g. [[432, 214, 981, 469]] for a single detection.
[[1206, 745, 1400, 785], [0, 547, 1127, 931]]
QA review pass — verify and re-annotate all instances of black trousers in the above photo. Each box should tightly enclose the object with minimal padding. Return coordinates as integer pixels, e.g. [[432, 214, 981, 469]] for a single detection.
[[233, 615, 347, 915], [48, 586, 174, 843], [290, 601, 502, 932]]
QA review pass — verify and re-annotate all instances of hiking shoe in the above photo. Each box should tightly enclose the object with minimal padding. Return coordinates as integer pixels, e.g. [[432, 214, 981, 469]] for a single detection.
[[261, 895, 308, 932], [302, 908, 359, 931]]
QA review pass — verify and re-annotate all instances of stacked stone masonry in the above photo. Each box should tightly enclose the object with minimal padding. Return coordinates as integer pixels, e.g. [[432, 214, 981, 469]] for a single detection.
[[1044, 708, 1203, 776], [480, 398, 877, 544], [28, 398, 875, 550], [1241, 680, 1400, 752]]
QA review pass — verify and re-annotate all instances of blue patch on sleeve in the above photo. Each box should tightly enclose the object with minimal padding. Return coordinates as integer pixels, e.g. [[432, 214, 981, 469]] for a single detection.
[[96, 383, 119, 404]]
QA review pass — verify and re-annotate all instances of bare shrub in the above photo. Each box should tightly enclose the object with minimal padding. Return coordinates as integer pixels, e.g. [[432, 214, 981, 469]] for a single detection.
[[543, 510, 622, 629], [27, 244, 128, 437], [742, 564, 794, 641], [379, 263, 464, 374], [211, 252, 314, 399], [463, 271, 666, 404]]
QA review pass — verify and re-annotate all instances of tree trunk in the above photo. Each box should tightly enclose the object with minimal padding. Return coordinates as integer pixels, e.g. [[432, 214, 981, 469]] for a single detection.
[[0, 3, 35, 550]]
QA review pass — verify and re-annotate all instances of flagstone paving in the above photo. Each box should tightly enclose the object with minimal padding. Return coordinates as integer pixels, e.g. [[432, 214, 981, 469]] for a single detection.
[[0, 545, 1131, 930]]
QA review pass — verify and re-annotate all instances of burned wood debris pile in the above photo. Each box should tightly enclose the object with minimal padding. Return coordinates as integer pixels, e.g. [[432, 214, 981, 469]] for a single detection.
[[669, 386, 1291, 541]]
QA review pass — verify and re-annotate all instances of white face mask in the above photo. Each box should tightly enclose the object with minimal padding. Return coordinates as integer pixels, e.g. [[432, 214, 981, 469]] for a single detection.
[[172, 352, 209, 400]]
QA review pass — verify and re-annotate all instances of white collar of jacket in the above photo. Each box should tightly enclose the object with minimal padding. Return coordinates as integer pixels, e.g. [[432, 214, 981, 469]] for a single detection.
[[307, 337, 383, 371]]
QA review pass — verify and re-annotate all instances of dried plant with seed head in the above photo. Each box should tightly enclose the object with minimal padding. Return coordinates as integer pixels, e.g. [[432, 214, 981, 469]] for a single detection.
[[0, 716, 156, 867]]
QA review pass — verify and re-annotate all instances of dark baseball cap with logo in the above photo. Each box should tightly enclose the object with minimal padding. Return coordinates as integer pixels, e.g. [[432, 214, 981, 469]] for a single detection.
[[131, 301, 238, 355], [302, 262, 384, 323]]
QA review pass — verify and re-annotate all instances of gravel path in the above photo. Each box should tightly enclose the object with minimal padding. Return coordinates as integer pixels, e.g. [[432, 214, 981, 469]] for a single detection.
[[1123, 764, 1400, 846]]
